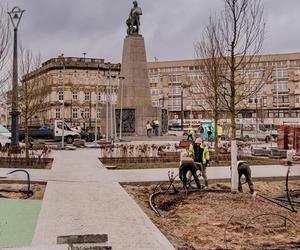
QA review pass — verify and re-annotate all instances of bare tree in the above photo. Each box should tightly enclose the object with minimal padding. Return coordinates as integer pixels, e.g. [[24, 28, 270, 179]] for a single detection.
[[0, 3, 11, 105], [195, 16, 225, 162], [19, 47, 50, 159], [215, 0, 266, 191]]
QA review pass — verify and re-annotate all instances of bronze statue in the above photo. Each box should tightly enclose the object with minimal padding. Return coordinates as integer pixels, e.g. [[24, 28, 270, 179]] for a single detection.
[[126, 1, 142, 35]]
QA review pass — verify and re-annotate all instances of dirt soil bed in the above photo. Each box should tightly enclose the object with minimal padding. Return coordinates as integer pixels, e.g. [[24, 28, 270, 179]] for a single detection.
[[0, 157, 53, 169], [0, 183, 46, 200], [124, 180, 300, 250], [109, 158, 281, 170]]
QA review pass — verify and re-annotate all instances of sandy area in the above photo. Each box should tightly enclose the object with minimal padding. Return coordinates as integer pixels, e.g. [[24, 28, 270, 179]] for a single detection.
[[0, 183, 46, 200]]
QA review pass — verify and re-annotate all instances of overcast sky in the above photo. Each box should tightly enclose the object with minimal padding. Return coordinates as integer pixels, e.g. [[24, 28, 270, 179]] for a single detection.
[[3, 0, 300, 64]]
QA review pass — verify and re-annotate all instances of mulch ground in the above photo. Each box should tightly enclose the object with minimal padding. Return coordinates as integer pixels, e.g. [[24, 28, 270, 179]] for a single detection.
[[124, 180, 300, 250]]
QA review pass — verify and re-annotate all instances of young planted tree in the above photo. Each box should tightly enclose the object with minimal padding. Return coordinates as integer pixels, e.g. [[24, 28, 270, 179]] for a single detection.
[[19, 48, 50, 159], [215, 0, 266, 191], [195, 16, 225, 162]]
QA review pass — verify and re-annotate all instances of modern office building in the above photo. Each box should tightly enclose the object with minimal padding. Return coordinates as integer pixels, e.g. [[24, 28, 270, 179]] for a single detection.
[[147, 52, 300, 127]]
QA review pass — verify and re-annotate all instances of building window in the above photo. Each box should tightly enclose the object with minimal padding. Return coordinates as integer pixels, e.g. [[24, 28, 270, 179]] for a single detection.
[[273, 95, 289, 103], [193, 98, 207, 105], [84, 108, 90, 119], [85, 92, 90, 101], [272, 69, 288, 78], [97, 108, 101, 119], [58, 91, 64, 101], [240, 70, 265, 79], [72, 108, 78, 119], [272, 82, 288, 91], [152, 100, 160, 107], [149, 76, 160, 83], [190, 86, 206, 93], [248, 97, 261, 104], [187, 74, 206, 81], [55, 109, 60, 119], [150, 88, 162, 95], [169, 75, 180, 83], [73, 91, 78, 100], [295, 95, 300, 103], [169, 97, 181, 107], [168, 85, 181, 95]]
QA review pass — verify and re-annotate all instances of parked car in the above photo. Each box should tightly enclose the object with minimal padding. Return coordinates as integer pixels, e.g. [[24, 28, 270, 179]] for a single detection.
[[0, 125, 11, 147]]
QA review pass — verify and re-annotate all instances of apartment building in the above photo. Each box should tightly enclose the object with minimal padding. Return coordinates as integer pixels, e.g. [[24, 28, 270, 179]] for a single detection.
[[15, 57, 120, 130], [147, 52, 300, 126]]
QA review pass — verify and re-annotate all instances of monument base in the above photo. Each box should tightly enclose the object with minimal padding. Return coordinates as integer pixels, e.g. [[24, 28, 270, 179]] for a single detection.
[[115, 35, 159, 136]]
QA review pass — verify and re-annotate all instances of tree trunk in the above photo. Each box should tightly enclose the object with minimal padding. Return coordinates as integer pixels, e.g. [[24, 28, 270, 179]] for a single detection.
[[230, 89, 238, 192], [214, 110, 219, 163]]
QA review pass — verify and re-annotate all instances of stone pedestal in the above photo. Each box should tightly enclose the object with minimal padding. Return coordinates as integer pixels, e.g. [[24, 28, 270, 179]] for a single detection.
[[116, 35, 158, 136]]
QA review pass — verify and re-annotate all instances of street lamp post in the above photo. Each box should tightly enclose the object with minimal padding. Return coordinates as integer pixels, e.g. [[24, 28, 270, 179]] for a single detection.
[[94, 66, 100, 142], [8, 7, 25, 150], [58, 54, 65, 149]]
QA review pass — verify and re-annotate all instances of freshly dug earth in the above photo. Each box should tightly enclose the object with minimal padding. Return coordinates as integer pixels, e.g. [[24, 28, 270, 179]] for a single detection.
[[0, 183, 46, 200], [110, 158, 280, 170], [124, 180, 300, 250]]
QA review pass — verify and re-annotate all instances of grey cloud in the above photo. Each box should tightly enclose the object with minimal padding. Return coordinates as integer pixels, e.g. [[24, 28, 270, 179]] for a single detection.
[[3, 0, 300, 64]]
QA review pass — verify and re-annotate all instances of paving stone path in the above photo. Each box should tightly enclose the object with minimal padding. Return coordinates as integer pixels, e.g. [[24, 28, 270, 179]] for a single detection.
[[1, 148, 300, 250]]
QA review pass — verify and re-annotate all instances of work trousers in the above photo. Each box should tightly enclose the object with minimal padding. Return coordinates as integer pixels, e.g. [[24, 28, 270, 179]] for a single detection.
[[195, 162, 208, 187], [147, 129, 152, 137], [179, 161, 201, 189], [238, 163, 254, 194]]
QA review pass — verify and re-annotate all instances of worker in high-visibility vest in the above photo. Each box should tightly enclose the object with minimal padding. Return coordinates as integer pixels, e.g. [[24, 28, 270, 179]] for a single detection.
[[146, 121, 152, 137], [187, 124, 193, 141], [188, 137, 210, 189]]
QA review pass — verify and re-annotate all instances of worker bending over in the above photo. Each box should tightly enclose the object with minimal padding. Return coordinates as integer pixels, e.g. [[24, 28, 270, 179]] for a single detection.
[[188, 138, 210, 189], [238, 161, 254, 194], [179, 155, 201, 189]]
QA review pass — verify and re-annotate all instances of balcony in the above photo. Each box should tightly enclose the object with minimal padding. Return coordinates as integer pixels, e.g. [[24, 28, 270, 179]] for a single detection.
[[272, 102, 290, 108], [271, 88, 290, 93]]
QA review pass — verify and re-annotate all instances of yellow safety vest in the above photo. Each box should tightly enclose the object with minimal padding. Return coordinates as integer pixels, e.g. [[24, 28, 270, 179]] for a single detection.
[[146, 124, 152, 130]]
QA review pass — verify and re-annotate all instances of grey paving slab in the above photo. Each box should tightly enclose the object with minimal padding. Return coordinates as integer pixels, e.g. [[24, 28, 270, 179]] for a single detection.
[[32, 181, 174, 250], [3, 245, 69, 250]]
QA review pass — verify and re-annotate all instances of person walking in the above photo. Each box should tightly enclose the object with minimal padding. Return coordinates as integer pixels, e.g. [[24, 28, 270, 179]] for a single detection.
[[187, 124, 194, 141], [198, 123, 204, 137], [238, 160, 254, 194], [146, 121, 152, 137], [153, 119, 160, 136], [207, 126, 212, 142], [188, 137, 210, 189]]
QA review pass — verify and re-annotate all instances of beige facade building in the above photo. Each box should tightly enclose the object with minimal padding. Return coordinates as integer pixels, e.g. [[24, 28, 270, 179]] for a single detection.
[[147, 52, 300, 126], [18, 57, 120, 131]]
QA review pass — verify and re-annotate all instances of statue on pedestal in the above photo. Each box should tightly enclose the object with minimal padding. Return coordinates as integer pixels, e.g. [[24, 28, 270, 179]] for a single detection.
[[126, 1, 142, 35]]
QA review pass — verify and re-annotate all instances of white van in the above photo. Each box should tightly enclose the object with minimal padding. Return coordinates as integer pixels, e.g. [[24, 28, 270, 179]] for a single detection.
[[54, 120, 80, 144], [236, 123, 272, 142], [0, 125, 11, 147]]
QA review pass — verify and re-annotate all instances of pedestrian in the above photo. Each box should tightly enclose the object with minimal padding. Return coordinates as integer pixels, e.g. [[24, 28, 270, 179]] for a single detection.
[[207, 126, 212, 142], [198, 123, 204, 137], [153, 119, 160, 136], [238, 161, 254, 194], [179, 154, 201, 189], [188, 137, 210, 189], [146, 121, 152, 137], [187, 124, 193, 141]]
